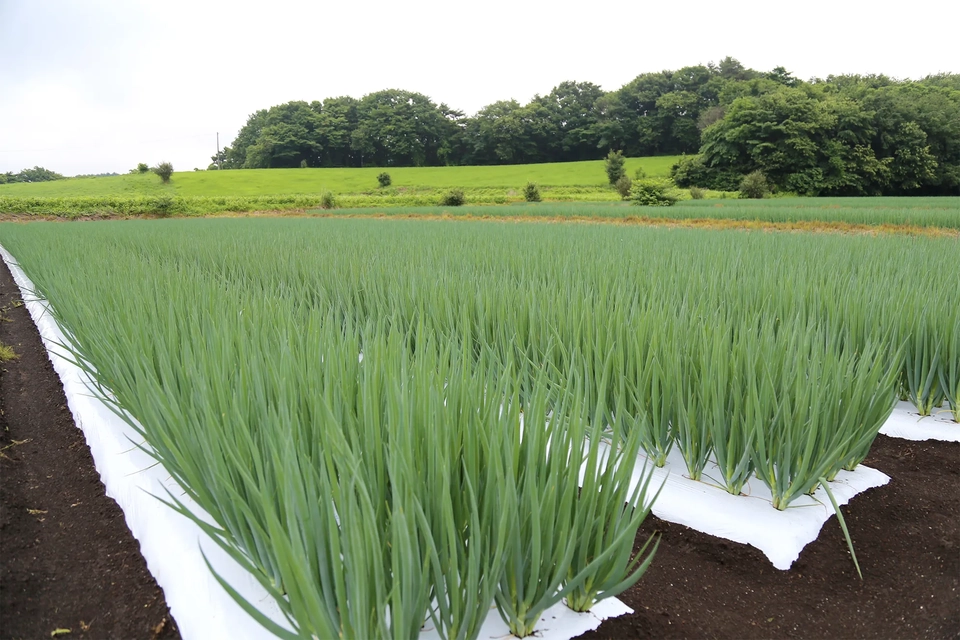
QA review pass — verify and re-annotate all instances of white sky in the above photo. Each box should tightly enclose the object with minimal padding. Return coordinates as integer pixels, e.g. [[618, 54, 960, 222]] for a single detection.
[[1, 0, 957, 176]]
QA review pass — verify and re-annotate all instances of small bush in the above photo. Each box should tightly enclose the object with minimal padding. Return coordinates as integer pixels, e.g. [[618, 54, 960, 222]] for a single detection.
[[440, 188, 465, 206], [739, 171, 771, 199], [300, 159, 308, 168], [689, 186, 706, 200], [0, 343, 18, 362], [614, 175, 633, 200], [523, 182, 541, 202], [136, 163, 150, 174], [633, 167, 647, 180], [152, 161, 174, 183], [377, 172, 392, 188], [605, 150, 626, 185], [671, 155, 742, 191], [631, 179, 678, 207], [670, 156, 705, 188], [319, 190, 336, 209], [153, 195, 175, 217]]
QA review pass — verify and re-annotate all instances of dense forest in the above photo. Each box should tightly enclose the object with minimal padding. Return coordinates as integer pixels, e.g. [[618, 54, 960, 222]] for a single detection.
[[221, 58, 960, 196]]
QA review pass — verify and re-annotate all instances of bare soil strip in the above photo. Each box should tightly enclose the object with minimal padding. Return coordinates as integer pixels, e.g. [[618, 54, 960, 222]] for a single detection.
[[2, 211, 958, 238], [584, 434, 959, 638], [320, 212, 960, 238], [0, 261, 180, 640]]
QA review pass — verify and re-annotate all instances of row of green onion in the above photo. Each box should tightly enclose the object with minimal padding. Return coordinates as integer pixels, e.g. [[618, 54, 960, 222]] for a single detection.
[[1, 217, 956, 638]]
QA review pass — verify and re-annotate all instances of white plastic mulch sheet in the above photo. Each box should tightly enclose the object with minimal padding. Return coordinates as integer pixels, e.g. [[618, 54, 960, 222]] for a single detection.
[[0, 245, 631, 640], [879, 400, 959, 442], [419, 599, 631, 640], [604, 444, 889, 571]]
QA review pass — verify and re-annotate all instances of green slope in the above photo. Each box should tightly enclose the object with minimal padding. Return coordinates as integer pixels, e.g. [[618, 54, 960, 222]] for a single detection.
[[0, 157, 680, 198]]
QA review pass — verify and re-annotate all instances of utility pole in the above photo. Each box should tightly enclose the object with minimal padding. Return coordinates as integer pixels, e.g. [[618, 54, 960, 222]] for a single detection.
[[216, 132, 221, 170]]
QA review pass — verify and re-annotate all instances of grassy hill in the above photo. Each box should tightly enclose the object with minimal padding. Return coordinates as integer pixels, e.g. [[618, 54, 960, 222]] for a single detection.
[[0, 173, 169, 197], [0, 157, 680, 198]]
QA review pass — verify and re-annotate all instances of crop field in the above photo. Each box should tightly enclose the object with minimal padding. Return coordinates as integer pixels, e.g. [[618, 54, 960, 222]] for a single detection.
[[353, 197, 960, 227], [1, 218, 957, 638], [325, 197, 960, 231], [3, 196, 957, 235], [0, 187, 633, 219]]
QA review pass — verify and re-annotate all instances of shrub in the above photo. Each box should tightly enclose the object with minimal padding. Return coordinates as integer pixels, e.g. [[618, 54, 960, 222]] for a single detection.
[[439, 188, 465, 206], [152, 162, 174, 183], [605, 150, 626, 185], [614, 176, 633, 200], [523, 182, 541, 202], [689, 186, 706, 200], [670, 156, 705, 188], [633, 167, 647, 180], [300, 159, 308, 168], [739, 171, 771, 199], [671, 155, 742, 191], [137, 163, 150, 174], [153, 195, 175, 217], [319, 190, 336, 209], [631, 179, 678, 207], [377, 172, 392, 188]]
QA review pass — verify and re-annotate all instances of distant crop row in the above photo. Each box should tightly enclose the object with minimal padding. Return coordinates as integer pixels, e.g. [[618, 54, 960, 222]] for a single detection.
[[2, 219, 956, 638], [3, 195, 958, 232], [339, 198, 960, 230], [0, 188, 621, 217]]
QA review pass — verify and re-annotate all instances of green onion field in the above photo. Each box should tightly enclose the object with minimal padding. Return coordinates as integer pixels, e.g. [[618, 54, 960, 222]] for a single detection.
[[334, 197, 960, 230], [1, 218, 956, 638]]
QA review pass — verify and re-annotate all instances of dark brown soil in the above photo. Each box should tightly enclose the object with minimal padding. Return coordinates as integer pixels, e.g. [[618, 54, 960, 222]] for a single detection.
[[582, 434, 960, 639], [1, 256, 958, 640], [0, 261, 179, 640]]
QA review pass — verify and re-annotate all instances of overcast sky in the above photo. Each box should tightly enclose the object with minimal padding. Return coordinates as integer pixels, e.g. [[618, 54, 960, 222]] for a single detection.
[[1, 0, 957, 176]]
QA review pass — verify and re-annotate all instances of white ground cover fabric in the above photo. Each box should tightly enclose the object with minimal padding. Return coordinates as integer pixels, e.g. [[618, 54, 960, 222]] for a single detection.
[[0, 245, 631, 640], [419, 599, 632, 640], [607, 443, 889, 571], [879, 401, 959, 442]]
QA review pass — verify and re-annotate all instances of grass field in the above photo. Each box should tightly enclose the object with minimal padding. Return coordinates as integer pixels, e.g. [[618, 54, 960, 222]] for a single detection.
[[0, 157, 679, 198]]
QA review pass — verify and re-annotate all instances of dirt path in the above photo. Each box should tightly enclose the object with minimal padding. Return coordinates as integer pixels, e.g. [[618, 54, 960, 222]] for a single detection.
[[2, 211, 958, 238], [0, 260, 179, 640]]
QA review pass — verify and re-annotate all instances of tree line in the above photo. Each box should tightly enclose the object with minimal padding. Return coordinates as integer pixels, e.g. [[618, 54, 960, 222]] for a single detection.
[[675, 73, 960, 196], [0, 166, 65, 184], [219, 58, 959, 196]]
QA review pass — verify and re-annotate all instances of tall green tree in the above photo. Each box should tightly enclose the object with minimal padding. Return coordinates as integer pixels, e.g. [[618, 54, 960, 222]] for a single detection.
[[699, 87, 891, 195], [465, 100, 539, 165], [436, 103, 469, 165], [533, 81, 604, 161], [245, 122, 322, 168], [860, 83, 960, 194], [350, 90, 452, 167], [230, 102, 325, 168], [316, 96, 360, 167]]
